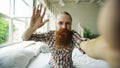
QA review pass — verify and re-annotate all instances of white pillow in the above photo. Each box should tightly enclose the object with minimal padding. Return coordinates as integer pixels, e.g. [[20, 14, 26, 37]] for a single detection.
[[25, 44, 41, 56], [0, 48, 35, 68], [39, 44, 50, 53], [28, 53, 51, 68], [72, 48, 109, 68]]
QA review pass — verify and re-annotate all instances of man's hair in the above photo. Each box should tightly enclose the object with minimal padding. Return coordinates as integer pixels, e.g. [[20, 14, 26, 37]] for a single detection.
[[58, 11, 72, 22]]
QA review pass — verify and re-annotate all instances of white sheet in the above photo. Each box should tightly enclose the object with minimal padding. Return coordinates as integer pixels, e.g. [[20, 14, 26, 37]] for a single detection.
[[0, 41, 109, 68], [28, 48, 109, 68], [28, 53, 51, 68], [0, 48, 35, 68], [72, 48, 109, 68]]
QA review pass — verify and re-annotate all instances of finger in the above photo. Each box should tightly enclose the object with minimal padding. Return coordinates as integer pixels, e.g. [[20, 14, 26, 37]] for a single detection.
[[36, 5, 40, 15], [43, 19, 49, 24], [35, 5, 41, 17], [41, 7, 46, 18], [39, 3, 42, 16], [32, 6, 36, 16]]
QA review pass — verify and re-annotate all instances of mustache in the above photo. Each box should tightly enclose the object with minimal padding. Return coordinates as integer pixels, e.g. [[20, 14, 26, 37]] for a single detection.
[[57, 29, 70, 33], [55, 29, 73, 49]]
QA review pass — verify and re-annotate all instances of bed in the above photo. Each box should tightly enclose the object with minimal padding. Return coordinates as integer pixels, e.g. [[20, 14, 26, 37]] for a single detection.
[[0, 41, 109, 68]]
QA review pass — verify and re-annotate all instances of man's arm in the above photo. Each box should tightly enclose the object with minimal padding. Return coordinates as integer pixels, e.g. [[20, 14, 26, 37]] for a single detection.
[[22, 3, 49, 41], [22, 28, 54, 43], [22, 27, 36, 41], [80, 36, 106, 60]]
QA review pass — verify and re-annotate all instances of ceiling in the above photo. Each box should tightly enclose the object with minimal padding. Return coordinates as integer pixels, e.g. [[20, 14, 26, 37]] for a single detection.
[[50, 0, 104, 3], [50, 0, 105, 6]]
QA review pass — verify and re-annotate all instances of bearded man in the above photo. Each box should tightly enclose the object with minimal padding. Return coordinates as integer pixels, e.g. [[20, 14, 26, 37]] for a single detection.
[[22, 3, 85, 68]]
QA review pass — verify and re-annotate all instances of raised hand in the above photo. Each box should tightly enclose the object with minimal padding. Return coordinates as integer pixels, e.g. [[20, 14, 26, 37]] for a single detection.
[[30, 3, 49, 30]]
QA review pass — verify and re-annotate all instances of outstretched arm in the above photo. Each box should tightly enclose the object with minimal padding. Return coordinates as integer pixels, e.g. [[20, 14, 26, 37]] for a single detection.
[[80, 0, 120, 68], [22, 3, 49, 41], [80, 36, 107, 60]]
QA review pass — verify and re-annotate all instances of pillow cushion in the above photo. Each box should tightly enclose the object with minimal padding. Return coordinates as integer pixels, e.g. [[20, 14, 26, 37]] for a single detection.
[[0, 48, 35, 68], [39, 43, 50, 53], [28, 53, 51, 68], [72, 48, 109, 68]]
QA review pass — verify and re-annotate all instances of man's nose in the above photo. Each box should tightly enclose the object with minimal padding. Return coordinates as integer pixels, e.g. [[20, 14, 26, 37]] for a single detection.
[[62, 24, 67, 29]]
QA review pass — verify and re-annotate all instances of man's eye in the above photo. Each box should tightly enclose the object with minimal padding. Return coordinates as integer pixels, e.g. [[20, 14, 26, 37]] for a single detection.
[[66, 22, 70, 25], [59, 22, 63, 25]]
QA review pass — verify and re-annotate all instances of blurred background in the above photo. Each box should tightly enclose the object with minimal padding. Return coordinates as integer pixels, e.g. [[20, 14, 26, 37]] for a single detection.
[[0, 0, 104, 47]]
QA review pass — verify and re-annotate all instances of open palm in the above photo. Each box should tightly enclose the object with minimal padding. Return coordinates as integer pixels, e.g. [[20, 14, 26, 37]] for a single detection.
[[30, 3, 49, 30]]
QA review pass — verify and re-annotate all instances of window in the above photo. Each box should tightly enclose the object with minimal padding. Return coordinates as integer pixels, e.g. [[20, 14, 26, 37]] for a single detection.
[[14, 0, 33, 17], [0, 16, 10, 45], [0, 0, 51, 47], [13, 19, 25, 42], [0, 0, 10, 16], [0, 0, 33, 46]]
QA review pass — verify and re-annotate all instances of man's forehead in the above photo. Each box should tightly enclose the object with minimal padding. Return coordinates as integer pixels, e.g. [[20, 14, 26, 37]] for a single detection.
[[57, 15, 71, 22], [57, 13, 70, 18], [57, 14, 72, 21]]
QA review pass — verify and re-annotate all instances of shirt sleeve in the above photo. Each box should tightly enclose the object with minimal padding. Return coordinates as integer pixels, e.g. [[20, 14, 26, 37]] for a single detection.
[[72, 30, 86, 54], [28, 31, 54, 43]]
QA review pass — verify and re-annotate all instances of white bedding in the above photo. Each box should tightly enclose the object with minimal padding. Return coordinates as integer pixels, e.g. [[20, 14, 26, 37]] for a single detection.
[[28, 48, 109, 68], [72, 48, 109, 68], [0, 41, 109, 68], [0, 48, 35, 68], [28, 53, 51, 68]]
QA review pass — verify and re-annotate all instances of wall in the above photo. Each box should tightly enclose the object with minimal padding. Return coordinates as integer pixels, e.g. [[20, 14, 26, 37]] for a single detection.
[[54, 2, 100, 34]]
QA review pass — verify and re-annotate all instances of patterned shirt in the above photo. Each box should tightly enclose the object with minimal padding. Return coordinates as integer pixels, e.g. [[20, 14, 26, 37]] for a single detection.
[[28, 30, 85, 68]]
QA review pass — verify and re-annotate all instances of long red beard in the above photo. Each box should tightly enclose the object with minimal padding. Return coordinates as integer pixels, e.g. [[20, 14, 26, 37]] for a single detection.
[[55, 29, 73, 49]]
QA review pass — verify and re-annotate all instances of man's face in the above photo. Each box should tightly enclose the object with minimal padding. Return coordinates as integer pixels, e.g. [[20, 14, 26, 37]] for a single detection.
[[56, 14, 72, 32], [55, 13, 72, 49]]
